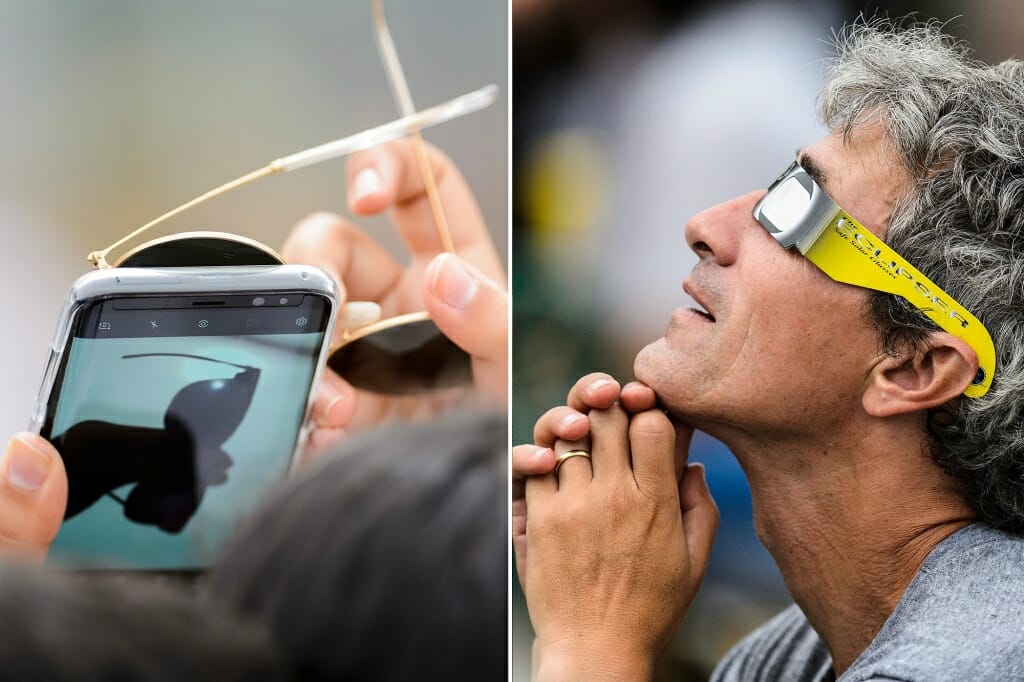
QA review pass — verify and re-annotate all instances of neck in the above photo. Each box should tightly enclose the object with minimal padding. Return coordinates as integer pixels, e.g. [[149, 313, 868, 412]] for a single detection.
[[724, 419, 975, 675]]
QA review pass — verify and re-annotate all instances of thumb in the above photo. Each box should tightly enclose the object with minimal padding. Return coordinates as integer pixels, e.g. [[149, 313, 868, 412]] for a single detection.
[[0, 433, 67, 562], [423, 253, 507, 404], [679, 463, 719, 580]]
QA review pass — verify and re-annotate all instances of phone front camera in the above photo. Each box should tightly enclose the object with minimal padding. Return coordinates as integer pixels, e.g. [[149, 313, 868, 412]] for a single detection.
[[252, 297, 266, 306]]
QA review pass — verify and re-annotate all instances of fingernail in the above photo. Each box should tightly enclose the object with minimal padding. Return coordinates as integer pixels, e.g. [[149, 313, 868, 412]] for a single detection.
[[591, 379, 613, 391], [562, 413, 585, 429], [352, 167, 384, 201], [324, 395, 346, 422], [533, 447, 551, 462], [430, 253, 477, 309], [5, 435, 51, 492], [693, 462, 708, 482], [317, 380, 342, 416], [339, 301, 382, 330]]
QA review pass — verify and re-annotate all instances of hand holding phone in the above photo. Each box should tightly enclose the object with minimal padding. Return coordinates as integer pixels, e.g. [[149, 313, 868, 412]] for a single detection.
[[31, 266, 337, 570]]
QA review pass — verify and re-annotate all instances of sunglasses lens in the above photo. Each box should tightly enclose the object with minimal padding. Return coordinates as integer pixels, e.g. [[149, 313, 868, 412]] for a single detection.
[[759, 176, 811, 231], [327, 318, 472, 394], [118, 236, 283, 267]]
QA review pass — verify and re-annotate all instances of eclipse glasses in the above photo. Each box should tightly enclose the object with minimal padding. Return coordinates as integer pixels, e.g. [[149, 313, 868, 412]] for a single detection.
[[84, 0, 497, 395], [753, 160, 995, 398]]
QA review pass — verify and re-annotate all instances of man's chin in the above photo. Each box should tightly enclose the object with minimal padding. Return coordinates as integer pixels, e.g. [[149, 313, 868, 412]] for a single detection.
[[633, 337, 665, 394], [633, 337, 703, 426]]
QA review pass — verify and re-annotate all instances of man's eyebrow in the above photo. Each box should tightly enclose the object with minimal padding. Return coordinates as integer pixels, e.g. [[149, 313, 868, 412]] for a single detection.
[[795, 148, 830, 192]]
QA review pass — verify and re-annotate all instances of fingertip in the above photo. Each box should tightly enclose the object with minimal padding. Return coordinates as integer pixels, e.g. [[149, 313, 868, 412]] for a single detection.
[[303, 427, 348, 467], [682, 462, 718, 511], [568, 373, 620, 410], [620, 382, 657, 412], [513, 445, 556, 476], [4, 433, 56, 493], [348, 166, 390, 214], [338, 301, 382, 331], [532, 446, 556, 468], [324, 392, 355, 428], [560, 409, 588, 433], [587, 376, 620, 403], [12, 432, 58, 459], [313, 373, 356, 429], [621, 381, 656, 399], [425, 253, 479, 310]]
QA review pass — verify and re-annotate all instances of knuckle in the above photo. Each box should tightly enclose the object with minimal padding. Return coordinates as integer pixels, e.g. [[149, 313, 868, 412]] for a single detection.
[[629, 409, 672, 438], [558, 499, 589, 528], [600, 486, 630, 517], [590, 402, 628, 431], [295, 211, 344, 236], [283, 212, 346, 256]]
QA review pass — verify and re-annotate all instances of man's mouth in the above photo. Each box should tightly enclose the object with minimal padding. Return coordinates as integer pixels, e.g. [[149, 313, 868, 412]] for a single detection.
[[688, 303, 715, 322], [683, 279, 716, 322]]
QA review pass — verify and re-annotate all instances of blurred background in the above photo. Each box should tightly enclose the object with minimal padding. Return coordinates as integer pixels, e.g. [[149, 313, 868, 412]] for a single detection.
[[512, 0, 1023, 679], [0, 0, 507, 439]]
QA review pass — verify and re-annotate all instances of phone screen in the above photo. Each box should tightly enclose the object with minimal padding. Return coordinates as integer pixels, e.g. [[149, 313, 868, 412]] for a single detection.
[[40, 293, 331, 570]]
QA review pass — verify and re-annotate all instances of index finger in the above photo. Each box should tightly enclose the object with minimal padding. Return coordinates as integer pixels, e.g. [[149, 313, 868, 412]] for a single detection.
[[345, 140, 504, 283], [281, 212, 403, 304], [565, 373, 622, 412]]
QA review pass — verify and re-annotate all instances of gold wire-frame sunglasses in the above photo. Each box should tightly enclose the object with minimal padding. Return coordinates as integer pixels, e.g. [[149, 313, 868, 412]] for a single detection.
[[82, 0, 498, 394]]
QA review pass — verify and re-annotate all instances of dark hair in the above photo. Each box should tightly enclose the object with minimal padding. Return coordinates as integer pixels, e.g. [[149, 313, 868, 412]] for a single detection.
[[205, 411, 508, 681], [0, 565, 288, 682]]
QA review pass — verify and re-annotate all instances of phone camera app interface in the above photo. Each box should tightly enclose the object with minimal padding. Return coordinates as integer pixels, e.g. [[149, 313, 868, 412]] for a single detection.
[[43, 294, 330, 569]]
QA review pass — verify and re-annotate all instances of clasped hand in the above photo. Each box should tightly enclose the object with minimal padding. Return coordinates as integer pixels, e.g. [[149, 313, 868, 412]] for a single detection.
[[513, 373, 719, 680]]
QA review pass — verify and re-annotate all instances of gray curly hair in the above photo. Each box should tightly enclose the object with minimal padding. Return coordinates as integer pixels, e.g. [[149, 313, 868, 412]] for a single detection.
[[820, 19, 1024, 531]]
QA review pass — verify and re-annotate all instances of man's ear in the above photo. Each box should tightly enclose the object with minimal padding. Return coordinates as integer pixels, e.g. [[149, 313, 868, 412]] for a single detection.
[[863, 333, 978, 418]]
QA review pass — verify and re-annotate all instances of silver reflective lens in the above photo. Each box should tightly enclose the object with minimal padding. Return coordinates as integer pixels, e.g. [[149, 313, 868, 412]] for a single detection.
[[753, 162, 840, 253], [759, 176, 810, 231]]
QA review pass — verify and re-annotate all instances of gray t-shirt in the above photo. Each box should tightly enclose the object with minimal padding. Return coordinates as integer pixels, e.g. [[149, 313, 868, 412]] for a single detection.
[[711, 523, 1024, 681]]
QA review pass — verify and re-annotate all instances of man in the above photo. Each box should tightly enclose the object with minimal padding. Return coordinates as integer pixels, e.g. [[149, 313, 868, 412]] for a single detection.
[[514, 20, 1024, 680], [0, 139, 508, 559]]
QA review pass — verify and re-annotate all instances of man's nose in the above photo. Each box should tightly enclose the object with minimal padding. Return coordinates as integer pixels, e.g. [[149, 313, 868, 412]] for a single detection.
[[684, 189, 766, 266]]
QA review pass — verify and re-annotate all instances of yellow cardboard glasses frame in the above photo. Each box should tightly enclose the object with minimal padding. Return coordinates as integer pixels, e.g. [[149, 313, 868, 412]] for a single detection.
[[753, 161, 995, 398]]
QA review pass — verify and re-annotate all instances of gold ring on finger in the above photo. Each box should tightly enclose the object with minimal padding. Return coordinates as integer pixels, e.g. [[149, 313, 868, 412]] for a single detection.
[[554, 449, 592, 476]]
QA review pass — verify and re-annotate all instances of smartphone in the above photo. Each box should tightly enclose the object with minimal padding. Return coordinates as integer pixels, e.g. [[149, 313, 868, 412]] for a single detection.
[[29, 265, 338, 571]]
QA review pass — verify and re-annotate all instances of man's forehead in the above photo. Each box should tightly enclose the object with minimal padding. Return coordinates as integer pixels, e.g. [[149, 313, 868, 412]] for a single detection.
[[795, 130, 908, 236]]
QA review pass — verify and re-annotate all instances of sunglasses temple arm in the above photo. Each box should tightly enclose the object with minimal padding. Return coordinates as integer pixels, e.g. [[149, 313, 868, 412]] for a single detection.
[[372, 0, 455, 254], [89, 86, 497, 268], [274, 86, 496, 172], [88, 166, 274, 268]]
